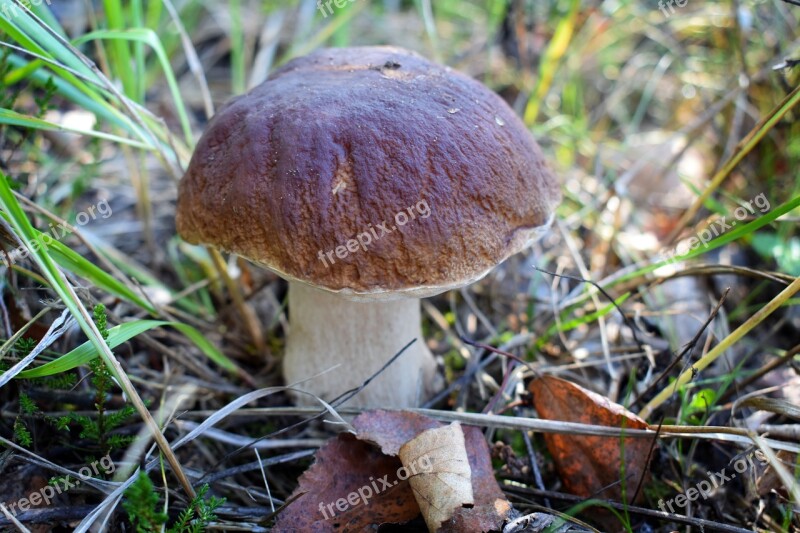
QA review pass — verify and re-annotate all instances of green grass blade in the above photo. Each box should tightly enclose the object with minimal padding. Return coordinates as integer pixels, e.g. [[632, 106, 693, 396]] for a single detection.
[[3, 54, 155, 144], [0, 218, 155, 313], [100, 0, 136, 97], [17, 319, 239, 378], [625, 195, 800, 283], [672, 81, 800, 236], [640, 276, 800, 419], [536, 292, 631, 350], [44, 238, 156, 313], [73, 29, 193, 145], [0, 4, 99, 82], [0, 107, 153, 148]]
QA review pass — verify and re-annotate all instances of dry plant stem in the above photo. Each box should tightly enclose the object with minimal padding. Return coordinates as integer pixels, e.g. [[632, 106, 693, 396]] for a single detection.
[[640, 275, 800, 419], [208, 248, 265, 352], [283, 281, 437, 408]]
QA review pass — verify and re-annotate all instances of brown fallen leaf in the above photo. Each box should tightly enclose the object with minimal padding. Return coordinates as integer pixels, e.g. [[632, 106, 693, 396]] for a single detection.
[[353, 408, 441, 455], [272, 433, 420, 532], [275, 410, 513, 532], [398, 422, 474, 531], [756, 450, 797, 498], [354, 410, 512, 533], [530, 376, 654, 503], [441, 426, 513, 533]]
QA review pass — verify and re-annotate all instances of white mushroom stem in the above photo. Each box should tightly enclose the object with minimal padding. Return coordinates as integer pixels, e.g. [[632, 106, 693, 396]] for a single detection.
[[283, 281, 438, 408]]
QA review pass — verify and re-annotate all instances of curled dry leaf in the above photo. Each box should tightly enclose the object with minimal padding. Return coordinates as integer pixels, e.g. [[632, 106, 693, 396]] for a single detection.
[[353, 408, 441, 455], [398, 422, 474, 531], [529, 376, 654, 503], [275, 410, 513, 532], [355, 410, 512, 533]]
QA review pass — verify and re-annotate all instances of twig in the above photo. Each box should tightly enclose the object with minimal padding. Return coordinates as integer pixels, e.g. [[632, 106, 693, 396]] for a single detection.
[[208, 248, 265, 353], [505, 485, 755, 533]]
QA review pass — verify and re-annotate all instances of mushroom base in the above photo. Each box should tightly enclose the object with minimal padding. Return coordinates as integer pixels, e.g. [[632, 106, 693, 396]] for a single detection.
[[283, 281, 439, 408]]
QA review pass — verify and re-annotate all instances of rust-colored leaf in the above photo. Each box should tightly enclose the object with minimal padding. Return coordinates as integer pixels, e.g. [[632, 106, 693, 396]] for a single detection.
[[529, 376, 654, 503]]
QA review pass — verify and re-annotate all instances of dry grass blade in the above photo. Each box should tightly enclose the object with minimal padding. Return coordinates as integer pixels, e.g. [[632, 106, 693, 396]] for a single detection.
[[640, 276, 800, 419], [668, 80, 800, 243], [0, 309, 73, 387]]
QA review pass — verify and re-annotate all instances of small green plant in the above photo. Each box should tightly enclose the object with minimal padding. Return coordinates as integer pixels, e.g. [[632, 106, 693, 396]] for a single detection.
[[18, 304, 137, 453], [13, 417, 33, 447], [12, 338, 39, 447], [123, 471, 225, 533], [168, 484, 225, 533], [57, 304, 137, 455], [122, 470, 169, 532]]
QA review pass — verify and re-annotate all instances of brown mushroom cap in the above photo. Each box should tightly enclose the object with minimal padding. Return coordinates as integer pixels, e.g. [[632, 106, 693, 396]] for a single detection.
[[176, 46, 560, 298]]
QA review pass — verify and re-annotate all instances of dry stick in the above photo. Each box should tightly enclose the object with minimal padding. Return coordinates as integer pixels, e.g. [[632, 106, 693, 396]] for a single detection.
[[631, 289, 729, 408], [640, 276, 800, 419], [208, 248, 265, 353], [505, 486, 754, 533], [196, 339, 419, 484], [0, 507, 109, 528], [512, 405, 551, 509], [163, 0, 214, 119], [0, 504, 32, 532]]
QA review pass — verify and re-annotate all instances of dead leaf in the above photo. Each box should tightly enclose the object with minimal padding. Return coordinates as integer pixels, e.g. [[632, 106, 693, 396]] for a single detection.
[[355, 410, 512, 533], [273, 433, 420, 532], [353, 409, 441, 455], [756, 450, 798, 498], [276, 411, 512, 532], [529, 376, 653, 503], [441, 425, 513, 533], [398, 422, 473, 531]]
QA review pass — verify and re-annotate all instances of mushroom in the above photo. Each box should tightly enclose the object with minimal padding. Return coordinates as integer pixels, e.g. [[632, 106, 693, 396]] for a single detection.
[[176, 46, 560, 408]]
